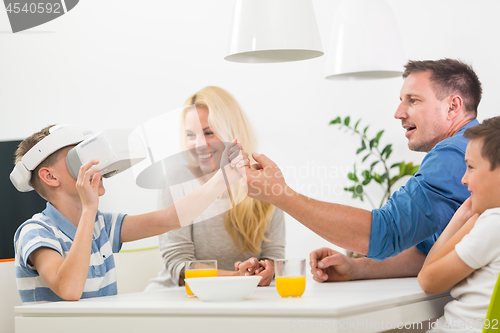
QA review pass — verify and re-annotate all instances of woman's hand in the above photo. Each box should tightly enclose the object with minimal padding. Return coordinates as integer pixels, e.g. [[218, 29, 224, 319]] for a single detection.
[[223, 139, 250, 184], [234, 257, 260, 276], [235, 257, 275, 286], [254, 259, 274, 286]]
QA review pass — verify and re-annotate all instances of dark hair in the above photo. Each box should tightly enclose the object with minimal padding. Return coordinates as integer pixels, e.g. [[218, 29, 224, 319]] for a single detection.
[[464, 117, 500, 170], [403, 58, 482, 117]]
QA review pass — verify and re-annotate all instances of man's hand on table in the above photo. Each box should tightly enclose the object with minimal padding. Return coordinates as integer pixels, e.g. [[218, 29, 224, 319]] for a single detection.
[[310, 247, 357, 282]]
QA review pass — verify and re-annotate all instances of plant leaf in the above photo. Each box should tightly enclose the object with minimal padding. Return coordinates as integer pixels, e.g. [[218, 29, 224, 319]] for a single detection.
[[330, 117, 341, 125], [385, 148, 393, 159], [389, 176, 399, 187], [399, 162, 406, 175], [355, 185, 363, 195], [390, 162, 402, 169], [353, 190, 364, 201], [356, 140, 367, 154], [344, 186, 355, 192], [344, 116, 350, 127], [369, 139, 376, 149], [381, 144, 392, 158], [370, 161, 379, 171], [380, 172, 389, 183], [362, 153, 371, 162], [354, 119, 361, 131], [372, 130, 384, 147]]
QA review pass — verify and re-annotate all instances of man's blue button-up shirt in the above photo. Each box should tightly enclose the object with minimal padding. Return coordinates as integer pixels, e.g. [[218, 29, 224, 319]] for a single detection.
[[368, 119, 478, 260]]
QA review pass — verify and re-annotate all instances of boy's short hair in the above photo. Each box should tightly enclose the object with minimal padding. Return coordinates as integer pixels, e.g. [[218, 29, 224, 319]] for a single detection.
[[464, 117, 500, 170], [14, 124, 64, 199]]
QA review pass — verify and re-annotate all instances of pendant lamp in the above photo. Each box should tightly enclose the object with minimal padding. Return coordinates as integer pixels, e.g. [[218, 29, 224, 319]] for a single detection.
[[225, 0, 323, 63], [325, 0, 406, 80]]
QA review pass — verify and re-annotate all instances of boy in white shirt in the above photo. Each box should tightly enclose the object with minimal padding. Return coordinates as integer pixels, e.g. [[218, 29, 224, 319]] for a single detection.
[[418, 116, 500, 332]]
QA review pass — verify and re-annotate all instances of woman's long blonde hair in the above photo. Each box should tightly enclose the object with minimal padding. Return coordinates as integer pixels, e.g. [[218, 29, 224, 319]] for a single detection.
[[181, 86, 275, 254]]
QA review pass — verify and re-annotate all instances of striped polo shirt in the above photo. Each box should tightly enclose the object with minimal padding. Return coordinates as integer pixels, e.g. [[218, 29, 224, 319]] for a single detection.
[[14, 202, 125, 303]]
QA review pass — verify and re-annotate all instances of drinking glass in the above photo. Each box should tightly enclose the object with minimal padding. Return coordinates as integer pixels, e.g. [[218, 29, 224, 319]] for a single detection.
[[275, 258, 306, 297], [184, 260, 217, 297]]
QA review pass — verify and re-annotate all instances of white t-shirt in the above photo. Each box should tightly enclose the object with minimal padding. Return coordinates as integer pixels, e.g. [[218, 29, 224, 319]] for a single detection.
[[429, 207, 500, 332]]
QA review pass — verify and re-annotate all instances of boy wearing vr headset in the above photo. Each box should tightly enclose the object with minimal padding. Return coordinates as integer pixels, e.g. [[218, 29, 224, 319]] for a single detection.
[[11, 124, 248, 302]]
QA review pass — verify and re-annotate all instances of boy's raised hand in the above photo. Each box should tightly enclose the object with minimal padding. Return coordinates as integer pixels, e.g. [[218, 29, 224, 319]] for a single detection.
[[454, 197, 474, 224], [29, 159, 104, 301], [76, 159, 101, 210]]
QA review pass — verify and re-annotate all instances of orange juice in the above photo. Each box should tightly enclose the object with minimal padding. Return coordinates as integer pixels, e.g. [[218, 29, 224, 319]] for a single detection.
[[276, 276, 306, 297], [185, 269, 218, 296]]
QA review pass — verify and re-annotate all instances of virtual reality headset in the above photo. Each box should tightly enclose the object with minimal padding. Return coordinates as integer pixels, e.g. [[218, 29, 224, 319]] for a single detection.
[[10, 124, 146, 192]]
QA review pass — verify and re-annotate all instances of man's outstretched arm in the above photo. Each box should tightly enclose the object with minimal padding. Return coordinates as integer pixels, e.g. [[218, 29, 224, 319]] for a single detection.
[[245, 153, 372, 254]]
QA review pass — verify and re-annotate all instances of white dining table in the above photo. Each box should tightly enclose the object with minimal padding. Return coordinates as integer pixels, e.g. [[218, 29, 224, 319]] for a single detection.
[[15, 277, 451, 333]]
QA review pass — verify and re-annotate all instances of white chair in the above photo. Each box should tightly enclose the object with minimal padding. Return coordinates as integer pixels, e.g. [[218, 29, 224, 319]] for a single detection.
[[0, 260, 22, 333], [114, 247, 164, 294]]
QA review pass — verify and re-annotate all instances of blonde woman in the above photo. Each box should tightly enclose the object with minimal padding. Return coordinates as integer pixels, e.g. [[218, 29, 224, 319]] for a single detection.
[[145, 86, 285, 290]]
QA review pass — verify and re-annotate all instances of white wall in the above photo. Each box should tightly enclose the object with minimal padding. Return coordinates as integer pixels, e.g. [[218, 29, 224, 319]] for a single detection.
[[1, 0, 499, 262]]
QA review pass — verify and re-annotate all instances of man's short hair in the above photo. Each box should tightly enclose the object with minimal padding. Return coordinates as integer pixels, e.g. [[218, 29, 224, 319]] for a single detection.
[[14, 124, 61, 198], [464, 117, 500, 170], [403, 58, 482, 117]]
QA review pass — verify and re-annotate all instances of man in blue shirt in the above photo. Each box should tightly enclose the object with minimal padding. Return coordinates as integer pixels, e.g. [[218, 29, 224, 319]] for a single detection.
[[239, 59, 482, 281]]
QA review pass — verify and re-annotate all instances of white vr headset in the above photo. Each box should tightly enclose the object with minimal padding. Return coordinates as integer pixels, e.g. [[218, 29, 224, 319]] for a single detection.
[[10, 124, 146, 192]]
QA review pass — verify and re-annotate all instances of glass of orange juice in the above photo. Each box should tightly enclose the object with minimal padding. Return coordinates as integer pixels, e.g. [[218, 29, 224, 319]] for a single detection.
[[275, 258, 306, 298], [184, 260, 217, 297]]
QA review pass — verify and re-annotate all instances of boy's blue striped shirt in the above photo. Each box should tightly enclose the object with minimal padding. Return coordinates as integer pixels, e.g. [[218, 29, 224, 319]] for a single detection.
[[14, 202, 125, 303]]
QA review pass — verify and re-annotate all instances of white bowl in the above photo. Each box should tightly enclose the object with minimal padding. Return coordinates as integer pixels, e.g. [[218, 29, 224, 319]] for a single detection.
[[184, 276, 262, 302]]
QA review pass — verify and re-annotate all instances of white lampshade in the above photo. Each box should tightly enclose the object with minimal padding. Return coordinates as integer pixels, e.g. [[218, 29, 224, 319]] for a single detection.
[[225, 0, 323, 63], [325, 0, 406, 80]]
